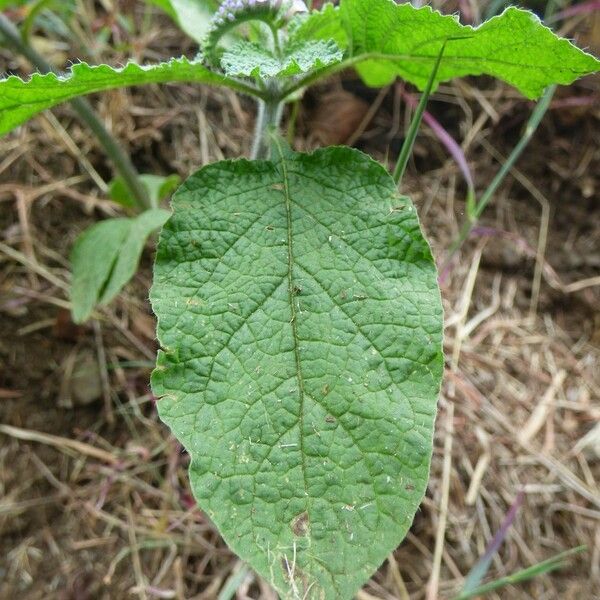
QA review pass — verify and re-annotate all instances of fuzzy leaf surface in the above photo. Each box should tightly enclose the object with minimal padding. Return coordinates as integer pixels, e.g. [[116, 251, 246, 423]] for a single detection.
[[0, 57, 224, 135], [71, 209, 169, 323], [295, 0, 600, 98], [151, 146, 443, 599], [221, 39, 342, 78]]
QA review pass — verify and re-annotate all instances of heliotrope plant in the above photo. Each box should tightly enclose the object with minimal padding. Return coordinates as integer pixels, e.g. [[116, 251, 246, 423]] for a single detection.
[[1, 0, 599, 597]]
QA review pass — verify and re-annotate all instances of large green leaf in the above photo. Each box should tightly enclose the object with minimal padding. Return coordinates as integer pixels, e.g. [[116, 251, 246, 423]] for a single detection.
[[295, 0, 600, 98], [151, 146, 443, 599], [0, 57, 226, 136], [71, 208, 169, 323], [221, 39, 342, 78]]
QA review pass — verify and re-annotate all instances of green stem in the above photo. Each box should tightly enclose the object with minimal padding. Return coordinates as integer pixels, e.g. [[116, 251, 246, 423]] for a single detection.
[[280, 43, 473, 101], [441, 85, 555, 272], [251, 93, 283, 160], [0, 13, 151, 209], [393, 42, 446, 186]]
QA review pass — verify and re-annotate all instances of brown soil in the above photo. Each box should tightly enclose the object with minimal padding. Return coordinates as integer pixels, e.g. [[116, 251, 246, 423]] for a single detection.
[[1, 3, 599, 599]]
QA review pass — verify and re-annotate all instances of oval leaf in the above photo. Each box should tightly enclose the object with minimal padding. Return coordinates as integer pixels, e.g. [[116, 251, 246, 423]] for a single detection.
[[71, 209, 169, 323], [151, 146, 443, 599]]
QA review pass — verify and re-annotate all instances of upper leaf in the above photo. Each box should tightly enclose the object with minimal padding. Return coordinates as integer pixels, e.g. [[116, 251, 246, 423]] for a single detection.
[[151, 146, 444, 599], [0, 57, 226, 136], [221, 38, 342, 78], [295, 0, 600, 98]]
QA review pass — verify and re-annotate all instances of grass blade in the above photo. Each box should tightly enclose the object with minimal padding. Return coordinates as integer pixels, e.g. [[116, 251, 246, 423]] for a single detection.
[[455, 546, 587, 599], [393, 42, 446, 186]]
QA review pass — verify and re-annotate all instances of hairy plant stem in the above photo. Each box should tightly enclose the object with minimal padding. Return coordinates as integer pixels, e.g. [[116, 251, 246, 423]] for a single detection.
[[251, 92, 283, 160], [0, 13, 151, 210]]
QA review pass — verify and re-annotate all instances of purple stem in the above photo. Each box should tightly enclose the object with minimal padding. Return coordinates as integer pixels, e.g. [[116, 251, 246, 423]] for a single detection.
[[462, 490, 526, 593], [400, 87, 475, 192]]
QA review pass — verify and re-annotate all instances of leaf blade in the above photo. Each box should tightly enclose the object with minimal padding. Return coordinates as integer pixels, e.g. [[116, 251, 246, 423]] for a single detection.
[[221, 39, 343, 78], [0, 57, 227, 136], [151, 147, 444, 599], [100, 208, 170, 305], [70, 209, 169, 323], [297, 0, 600, 99], [70, 218, 131, 323]]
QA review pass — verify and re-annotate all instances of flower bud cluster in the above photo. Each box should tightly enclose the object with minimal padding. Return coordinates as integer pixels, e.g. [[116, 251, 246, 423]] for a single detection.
[[204, 0, 308, 65], [211, 0, 283, 29]]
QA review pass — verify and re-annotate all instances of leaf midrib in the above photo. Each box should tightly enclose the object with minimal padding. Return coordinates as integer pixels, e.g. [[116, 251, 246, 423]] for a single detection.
[[277, 147, 311, 508]]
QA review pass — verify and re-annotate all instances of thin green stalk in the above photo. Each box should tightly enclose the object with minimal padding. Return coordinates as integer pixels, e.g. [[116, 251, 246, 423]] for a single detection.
[[250, 93, 283, 160], [453, 545, 586, 600], [21, 0, 56, 42], [441, 85, 556, 271], [393, 42, 446, 186], [280, 41, 473, 102], [0, 12, 151, 209]]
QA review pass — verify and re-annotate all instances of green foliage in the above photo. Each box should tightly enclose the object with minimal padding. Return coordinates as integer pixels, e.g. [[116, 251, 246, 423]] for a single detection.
[[294, 0, 600, 98], [71, 209, 170, 323], [109, 174, 181, 209], [221, 38, 342, 78], [151, 146, 443, 599], [0, 57, 228, 136]]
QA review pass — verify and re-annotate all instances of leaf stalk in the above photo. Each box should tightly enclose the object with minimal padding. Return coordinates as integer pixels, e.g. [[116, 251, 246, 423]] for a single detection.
[[251, 87, 283, 159]]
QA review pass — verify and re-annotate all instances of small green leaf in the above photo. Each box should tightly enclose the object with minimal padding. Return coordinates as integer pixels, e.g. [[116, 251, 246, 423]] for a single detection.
[[297, 0, 600, 99], [221, 38, 342, 78], [0, 57, 226, 136], [151, 146, 443, 599], [109, 173, 181, 209], [146, 0, 218, 44], [71, 209, 169, 323], [100, 209, 170, 304], [70, 218, 130, 323]]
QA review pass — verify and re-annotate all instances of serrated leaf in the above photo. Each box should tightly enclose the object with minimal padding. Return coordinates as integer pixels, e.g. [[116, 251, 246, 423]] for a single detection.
[[291, 3, 347, 50], [109, 173, 181, 209], [151, 146, 443, 599], [297, 0, 600, 98], [0, 57, 224, 136], [145, 0, 217, 44], [71, 209, 169, 323], [221, 39, 342, 78]]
